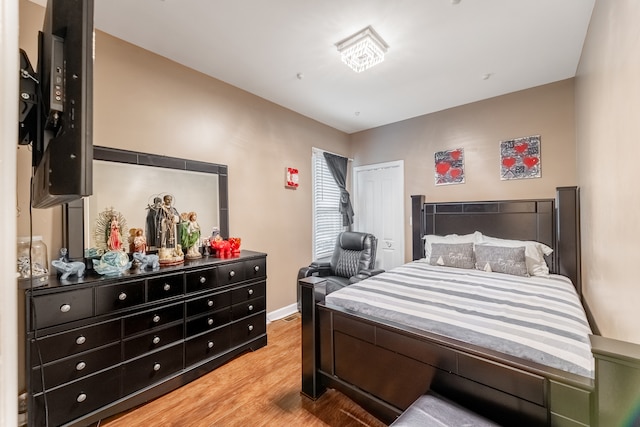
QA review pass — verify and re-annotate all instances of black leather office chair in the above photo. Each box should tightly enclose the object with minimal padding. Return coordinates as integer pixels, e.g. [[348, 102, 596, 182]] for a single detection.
[[297, 231, 383, 308]]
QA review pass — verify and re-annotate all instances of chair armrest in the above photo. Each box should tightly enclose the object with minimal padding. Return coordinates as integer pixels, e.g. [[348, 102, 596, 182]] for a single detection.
[[298, 261, 332, 279]]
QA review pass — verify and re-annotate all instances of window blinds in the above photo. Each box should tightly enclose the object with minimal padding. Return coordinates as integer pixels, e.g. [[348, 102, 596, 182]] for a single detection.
[[312, 149, 342, 260]]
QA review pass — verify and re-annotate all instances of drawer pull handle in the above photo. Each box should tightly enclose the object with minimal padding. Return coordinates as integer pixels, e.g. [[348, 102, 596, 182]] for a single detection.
[[254, 265, 260, 272], [207, 299, 214, 307], [118, 292, 127, 301], [152, 336, 161, 345], [229, 270, 235, 278], [247, 289, 254, 296], [207, 341, 214, 349], [163, 283, 171, 291], [60, 304, 71, 313], [153, 363, 161, 371], [76, 336, 86, 345], [248, 305, 254, 311], [76, 361, 86, 371], [77, 393, 87, 403], [248, 325, 254, 332], [153, 315, 161, 323], [199, 276, 206, 284], [207, 318, 214, 326]]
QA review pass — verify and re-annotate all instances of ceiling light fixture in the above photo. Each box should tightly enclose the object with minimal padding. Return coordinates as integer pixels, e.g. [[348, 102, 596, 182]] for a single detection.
[[336, 26, 388, 73]]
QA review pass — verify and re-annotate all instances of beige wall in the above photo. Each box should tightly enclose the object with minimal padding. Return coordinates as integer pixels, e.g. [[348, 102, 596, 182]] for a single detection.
[[351, 79, 578, 262], [575, 0, 640, 344], [17, 0, 350, 316]]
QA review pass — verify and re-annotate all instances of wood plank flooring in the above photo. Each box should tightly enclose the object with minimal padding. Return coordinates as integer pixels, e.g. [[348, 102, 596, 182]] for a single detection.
[[101, 314, 387, 427]]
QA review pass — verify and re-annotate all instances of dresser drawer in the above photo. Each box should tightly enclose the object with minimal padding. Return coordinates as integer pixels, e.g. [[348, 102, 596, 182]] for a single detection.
[[148, 273, 184, 302], [124, 303, 184, 337], [231, 297, 265, 320], [185, 290, 232, 317], [96, 280, 145, 315], [244, 258, 266, 280], [32, 342, 121, 392], [124, 323, 184, 360], [217, 261, 246, 286], [186, 308, 232, 337], [231, 282, 266, 304], [186, 267, 218, 293], [185, 325, 232, 367], [33, 367, 120, 427], [122, 343, 184, 396], [31, 319, 120, 366], [231, 312, 266, 348], [31, 288, 93, 329]]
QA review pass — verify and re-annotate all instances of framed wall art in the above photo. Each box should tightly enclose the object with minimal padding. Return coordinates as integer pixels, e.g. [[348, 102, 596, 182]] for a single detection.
[[435, 148, 465, 185], [500, 135, 541, 180]]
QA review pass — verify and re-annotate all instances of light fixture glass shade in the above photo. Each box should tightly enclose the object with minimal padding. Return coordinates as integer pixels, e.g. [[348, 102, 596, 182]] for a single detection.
[[336, 26, 388, 73]]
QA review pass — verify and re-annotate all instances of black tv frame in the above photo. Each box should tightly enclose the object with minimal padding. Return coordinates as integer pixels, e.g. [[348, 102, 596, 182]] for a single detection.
[[25, 0, 95, 209]]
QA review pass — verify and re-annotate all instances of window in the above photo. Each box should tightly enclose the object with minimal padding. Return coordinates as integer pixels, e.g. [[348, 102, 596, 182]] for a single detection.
[[312, 148, 342, 260]]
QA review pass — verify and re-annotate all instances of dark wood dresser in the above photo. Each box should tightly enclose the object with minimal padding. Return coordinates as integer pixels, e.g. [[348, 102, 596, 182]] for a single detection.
[[23, 250, 267, 427]]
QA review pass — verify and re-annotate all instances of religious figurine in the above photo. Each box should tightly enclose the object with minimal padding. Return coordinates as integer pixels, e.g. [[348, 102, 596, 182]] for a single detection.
[[181, 211, 202, 259], [129, 228, 147, 254], [93, 208, 127, 255], [156, 194, 184, 265], [158, 194, 181, 249], [107, 215, 122, 251], [145, 196, 162, 249]]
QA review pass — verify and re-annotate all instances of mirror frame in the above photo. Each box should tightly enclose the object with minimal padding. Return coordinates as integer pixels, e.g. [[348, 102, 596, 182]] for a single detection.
[[62, 146, 229, 262]]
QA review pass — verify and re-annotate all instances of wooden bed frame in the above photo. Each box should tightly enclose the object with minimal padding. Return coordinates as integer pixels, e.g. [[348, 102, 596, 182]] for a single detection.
[[300, 186, 594, 426]]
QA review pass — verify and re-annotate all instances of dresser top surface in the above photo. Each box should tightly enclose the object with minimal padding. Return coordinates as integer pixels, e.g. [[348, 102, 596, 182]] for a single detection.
[[21, 250, 266, 294]]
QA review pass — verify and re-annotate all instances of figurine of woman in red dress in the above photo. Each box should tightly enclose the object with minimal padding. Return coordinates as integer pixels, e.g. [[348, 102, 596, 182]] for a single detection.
[[108, 216, 122, 251]]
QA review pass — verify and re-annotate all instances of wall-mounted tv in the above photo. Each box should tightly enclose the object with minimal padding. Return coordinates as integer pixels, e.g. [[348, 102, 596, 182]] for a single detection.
[[19, 0, 94, 209]]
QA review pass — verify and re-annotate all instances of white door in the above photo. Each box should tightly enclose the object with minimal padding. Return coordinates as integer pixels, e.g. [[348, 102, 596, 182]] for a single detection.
[[353, 161, 404, 271]]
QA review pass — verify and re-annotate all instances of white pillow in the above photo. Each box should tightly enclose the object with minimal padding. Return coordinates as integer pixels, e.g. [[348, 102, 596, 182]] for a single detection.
[[476, 234, 553, 276], [423, 231, 482, 261]]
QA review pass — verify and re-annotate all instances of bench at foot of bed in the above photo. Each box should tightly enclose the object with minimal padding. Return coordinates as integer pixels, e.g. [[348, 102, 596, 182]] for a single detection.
[[390, 392, 500, 427]]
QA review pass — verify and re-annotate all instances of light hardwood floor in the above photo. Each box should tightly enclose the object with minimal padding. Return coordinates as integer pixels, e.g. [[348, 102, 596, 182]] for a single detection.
[[101, 315, 387, 427]]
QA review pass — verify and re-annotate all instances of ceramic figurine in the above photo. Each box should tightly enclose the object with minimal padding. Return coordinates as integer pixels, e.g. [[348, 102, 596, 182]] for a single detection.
[[181, 211, 202, 259]]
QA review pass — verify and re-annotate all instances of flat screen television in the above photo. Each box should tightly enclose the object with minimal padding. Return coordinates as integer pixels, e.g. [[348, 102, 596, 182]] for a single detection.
[[26, 0, 94, 208]]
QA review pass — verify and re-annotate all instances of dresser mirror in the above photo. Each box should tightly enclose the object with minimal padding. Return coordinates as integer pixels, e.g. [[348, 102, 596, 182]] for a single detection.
[[63, 146, 229, 261]]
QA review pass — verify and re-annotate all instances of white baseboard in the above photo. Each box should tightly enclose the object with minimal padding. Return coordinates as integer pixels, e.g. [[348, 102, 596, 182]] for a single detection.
[[267, 303, 298, 323]]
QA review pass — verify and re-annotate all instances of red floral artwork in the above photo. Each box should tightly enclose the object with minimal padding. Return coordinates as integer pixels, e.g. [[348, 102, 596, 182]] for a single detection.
[[500, 135, 541, 180], [435, 148, 465, 185]]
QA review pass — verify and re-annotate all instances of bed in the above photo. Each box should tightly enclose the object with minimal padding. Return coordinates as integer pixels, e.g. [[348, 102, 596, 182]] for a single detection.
[[300, 187, 595, 426]]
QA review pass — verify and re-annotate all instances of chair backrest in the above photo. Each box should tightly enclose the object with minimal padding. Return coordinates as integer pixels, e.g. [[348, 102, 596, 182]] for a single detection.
[[330, 231, 378, 278]]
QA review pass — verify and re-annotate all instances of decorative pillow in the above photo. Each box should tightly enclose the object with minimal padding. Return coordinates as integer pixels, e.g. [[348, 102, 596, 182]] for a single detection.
[[429, 243, 475, 269], [474, 245, 529, 277], [477, 235, 552, 276], [423, 231, 482, 261]]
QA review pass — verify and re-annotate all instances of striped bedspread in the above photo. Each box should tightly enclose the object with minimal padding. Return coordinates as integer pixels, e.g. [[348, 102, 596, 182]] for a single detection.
[[325, 260, 594, 378]]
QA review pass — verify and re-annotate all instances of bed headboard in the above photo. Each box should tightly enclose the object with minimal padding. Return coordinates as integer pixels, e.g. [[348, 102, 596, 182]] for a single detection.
[[411, 187, 582, 298]]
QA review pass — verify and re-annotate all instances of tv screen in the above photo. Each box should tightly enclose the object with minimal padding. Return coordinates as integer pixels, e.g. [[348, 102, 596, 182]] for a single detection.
[[31, 0, 94, 209]]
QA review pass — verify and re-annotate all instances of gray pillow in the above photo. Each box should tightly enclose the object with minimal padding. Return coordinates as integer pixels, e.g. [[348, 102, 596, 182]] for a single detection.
[[429, 243, 475, 269], [475, 245, 529, 277]]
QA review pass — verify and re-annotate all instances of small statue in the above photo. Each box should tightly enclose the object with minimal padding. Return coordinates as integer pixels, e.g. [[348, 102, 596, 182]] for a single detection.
[[211, 235, 232, 257], [133, 252, 160, 270], [129, 228, 147, 254], [52, 248, 86, 280], [181, 211, 202, 259], [93, 250, 132, 276], [94, 208, 127, 255], [228, 237, 241, 254], [107, 215, 122, 251]]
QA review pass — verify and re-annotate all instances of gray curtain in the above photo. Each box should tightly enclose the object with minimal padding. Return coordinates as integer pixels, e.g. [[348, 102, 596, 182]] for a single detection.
[[323, 152, 354, 227]]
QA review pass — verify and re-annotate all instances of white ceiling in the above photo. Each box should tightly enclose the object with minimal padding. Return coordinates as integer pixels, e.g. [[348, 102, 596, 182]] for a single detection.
[[32, 0, 595, 134]]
